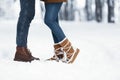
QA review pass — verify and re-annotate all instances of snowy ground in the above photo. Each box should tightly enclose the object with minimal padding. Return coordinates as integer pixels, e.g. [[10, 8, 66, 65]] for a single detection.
[[0, 20, 120, 80]]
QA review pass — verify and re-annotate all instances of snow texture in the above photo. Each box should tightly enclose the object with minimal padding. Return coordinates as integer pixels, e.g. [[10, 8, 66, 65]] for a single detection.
[[0, 20, 120, 80]]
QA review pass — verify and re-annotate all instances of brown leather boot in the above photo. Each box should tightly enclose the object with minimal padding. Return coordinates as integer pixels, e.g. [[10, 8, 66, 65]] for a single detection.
[[14, 47, 40, 62], [59, 38, 80, 64], [46, 44, 64, 62]]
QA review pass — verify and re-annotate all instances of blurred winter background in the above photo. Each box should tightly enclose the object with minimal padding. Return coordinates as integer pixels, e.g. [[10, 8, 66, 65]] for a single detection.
[[0, 0, 120, 80], [1, 0, 120, 22]]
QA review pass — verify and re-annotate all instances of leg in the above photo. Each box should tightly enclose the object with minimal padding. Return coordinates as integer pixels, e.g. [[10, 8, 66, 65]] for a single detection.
[[16, 0, 35, 47], [14, 0, 40, 62], [44, 3, 80, 63], [44, 3, 65, 61], [44, 2, 66, 43]]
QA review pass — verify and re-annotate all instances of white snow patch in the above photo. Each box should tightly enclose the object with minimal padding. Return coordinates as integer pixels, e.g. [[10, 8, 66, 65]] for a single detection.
[[0, 20, 120, 80]]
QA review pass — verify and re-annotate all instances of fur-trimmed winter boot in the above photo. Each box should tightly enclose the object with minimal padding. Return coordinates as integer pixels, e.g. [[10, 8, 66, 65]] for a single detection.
[[14, 47, 40, 62], [46, 44, 64, 62], [59, 38, 80, 64]]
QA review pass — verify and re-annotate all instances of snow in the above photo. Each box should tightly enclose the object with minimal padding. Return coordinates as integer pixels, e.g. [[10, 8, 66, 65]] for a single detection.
[[0, 20, 120, 80]]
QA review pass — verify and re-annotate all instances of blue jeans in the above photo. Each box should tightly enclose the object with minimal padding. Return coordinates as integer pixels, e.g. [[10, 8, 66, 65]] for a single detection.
[[16, 0, 66, 47], [16, 0, 35, 47], [44, 3, 66, 43]]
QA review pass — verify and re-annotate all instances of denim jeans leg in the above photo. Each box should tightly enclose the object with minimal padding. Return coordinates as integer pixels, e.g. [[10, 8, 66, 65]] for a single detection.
[[51, 16, 60, 43], [44, 3, 66, 43], [16, 0, 35, 47]]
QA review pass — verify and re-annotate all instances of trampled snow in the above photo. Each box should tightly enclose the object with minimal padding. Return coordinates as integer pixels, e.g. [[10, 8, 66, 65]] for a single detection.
[[0, 20, 120, 80]]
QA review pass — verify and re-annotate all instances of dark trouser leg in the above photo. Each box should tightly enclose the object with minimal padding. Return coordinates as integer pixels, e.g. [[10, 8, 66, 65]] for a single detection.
[[16, 0, 35, 47]]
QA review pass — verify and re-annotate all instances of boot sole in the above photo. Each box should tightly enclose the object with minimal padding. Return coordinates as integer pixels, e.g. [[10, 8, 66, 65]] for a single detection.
[[14, 58, 32, 62], [68, 48, 80, 64]]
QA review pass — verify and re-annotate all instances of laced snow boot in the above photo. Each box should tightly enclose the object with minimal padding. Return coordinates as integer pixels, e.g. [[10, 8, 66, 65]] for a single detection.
[[46, 44, 65, 62], [14, 47, 40, 62], [59, 38, 80, 64]]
